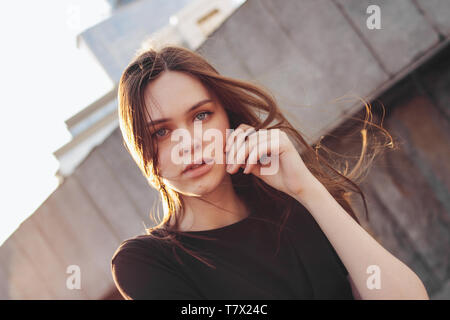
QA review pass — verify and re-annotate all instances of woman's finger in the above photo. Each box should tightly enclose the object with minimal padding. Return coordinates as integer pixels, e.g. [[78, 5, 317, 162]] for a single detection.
[[225, 124, 253, 153], [234, 127, 256, 156], [228, 130, 265, 173], [225, 126, 254, 167], [244, 138, 276, 174]]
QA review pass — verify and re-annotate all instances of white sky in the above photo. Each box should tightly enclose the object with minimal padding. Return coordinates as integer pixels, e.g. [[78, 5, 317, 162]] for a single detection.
[[0, 1, 114, 246]]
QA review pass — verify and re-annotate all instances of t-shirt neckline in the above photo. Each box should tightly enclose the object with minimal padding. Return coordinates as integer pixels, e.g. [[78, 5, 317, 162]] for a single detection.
[[179, 211, 254, 234]]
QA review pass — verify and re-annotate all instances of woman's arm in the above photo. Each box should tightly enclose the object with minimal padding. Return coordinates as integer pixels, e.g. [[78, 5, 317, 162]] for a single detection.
[[293, 176, 429, 300], [227, 124, 429, 299]]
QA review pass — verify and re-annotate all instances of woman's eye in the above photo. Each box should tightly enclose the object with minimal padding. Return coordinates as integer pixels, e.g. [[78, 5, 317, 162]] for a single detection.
[[152, 112, 212, 139], [194, 111, 213, 121], [153, 128, 168, 138]]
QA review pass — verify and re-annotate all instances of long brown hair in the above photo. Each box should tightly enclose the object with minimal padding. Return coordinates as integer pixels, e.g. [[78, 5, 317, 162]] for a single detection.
[[117, 44, 394, 268]]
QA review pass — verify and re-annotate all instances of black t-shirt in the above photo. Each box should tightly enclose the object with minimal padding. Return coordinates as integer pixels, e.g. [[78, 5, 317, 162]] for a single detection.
[[111, 202, 354, 300]]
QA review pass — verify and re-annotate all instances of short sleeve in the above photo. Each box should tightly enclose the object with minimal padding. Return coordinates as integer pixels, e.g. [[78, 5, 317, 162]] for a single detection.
[[111, 238, 203, 300], [291, 201, 349, 277], [327, 240, 349, 276], [308, 213, 349, 277]]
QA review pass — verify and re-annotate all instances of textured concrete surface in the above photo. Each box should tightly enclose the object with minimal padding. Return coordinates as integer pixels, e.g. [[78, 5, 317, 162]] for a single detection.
[[336, 0, 440, 75], [415, 0, 450, 36], [79, 0, 194, 82]]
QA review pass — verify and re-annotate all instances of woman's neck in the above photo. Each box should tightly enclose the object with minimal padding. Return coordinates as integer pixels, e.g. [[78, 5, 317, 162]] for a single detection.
[[174, 175, 251, 232]]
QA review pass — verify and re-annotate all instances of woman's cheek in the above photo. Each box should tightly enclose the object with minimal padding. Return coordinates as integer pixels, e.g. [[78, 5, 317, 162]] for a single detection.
[[157, 146, 178, 178], [217, 122, 230, 154], [207, 113, 229, 151]]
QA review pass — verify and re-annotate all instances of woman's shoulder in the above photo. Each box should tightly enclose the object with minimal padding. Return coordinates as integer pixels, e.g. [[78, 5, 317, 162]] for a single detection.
[[111, 230, 173, 266], [110, 230, 203, 299]]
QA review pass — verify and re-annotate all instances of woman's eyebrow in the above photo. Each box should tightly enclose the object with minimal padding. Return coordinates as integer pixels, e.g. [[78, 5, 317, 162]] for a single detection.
[[147, 98, 213, 126]]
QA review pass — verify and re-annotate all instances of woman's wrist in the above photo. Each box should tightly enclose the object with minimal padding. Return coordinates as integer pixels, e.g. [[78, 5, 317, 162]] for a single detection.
[[292, 174, 330, 207]]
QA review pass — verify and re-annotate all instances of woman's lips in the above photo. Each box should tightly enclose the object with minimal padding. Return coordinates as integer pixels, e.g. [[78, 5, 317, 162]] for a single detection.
[[182, 160, 214, 178]]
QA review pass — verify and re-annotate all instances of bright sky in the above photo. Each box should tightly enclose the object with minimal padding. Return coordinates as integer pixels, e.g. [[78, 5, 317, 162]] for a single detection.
[[0, 1, 114, 246]]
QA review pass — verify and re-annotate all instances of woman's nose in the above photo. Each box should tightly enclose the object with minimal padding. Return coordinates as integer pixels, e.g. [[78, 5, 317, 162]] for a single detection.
[[179, 138, 202, 158]]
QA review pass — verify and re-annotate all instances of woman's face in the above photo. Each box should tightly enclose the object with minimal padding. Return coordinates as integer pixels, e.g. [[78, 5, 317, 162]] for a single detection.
[[143, 70, 230, 196]]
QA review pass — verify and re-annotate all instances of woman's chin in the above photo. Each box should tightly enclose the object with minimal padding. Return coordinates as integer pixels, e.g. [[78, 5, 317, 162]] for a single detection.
[[185, 169, 226, 196]]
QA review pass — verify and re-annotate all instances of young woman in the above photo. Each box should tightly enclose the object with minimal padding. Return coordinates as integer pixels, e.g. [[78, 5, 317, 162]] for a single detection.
[[110, 45, 429, 300]]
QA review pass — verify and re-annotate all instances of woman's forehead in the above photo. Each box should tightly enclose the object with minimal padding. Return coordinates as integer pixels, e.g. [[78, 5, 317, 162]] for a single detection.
[[143, 71, 211, 118]]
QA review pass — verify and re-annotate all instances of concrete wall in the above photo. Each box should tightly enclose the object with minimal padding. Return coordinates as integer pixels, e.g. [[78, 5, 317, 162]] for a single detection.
[[197, 0, 449, 145], [0, 129, 161, 299]]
